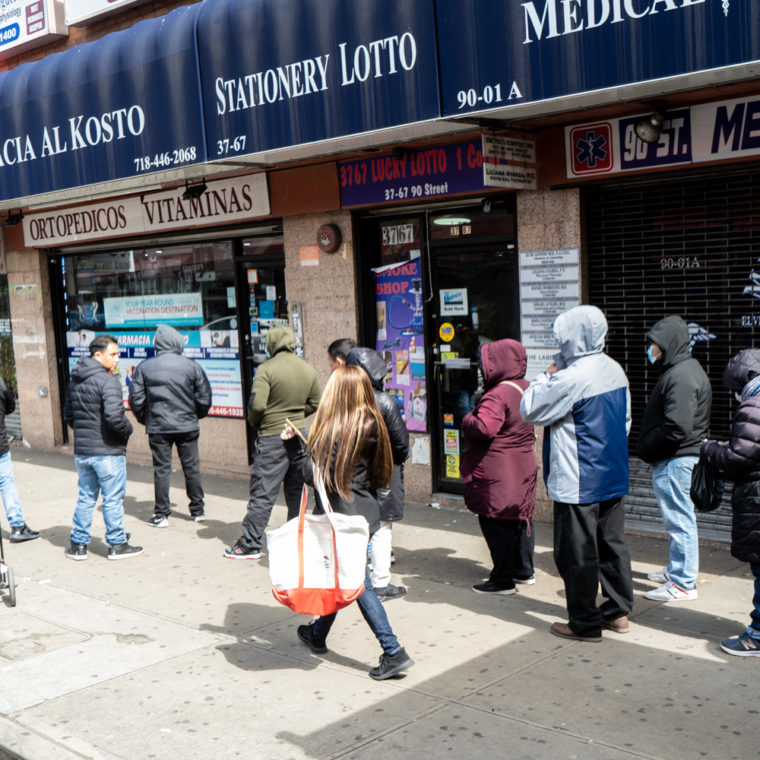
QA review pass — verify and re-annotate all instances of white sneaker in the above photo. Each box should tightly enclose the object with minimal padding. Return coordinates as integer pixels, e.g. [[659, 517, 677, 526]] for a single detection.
[[644, 579, 698, 602], [647, 567, 670, 584]]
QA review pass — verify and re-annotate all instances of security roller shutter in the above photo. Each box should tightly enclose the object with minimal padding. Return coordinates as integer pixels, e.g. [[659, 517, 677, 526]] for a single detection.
[[586, 165, 760, 541]]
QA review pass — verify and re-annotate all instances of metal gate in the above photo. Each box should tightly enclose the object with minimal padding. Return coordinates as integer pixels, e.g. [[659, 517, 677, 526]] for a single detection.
[[586, 164, 760, 541]]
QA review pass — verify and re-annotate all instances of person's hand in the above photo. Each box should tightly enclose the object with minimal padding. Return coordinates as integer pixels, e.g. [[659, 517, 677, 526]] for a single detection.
[[281, 421, 296, 440], [546, 362, 558, 375]]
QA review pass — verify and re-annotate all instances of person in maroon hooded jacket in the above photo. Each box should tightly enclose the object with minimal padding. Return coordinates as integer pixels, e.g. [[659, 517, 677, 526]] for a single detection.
[[461, 339, 538, 595]]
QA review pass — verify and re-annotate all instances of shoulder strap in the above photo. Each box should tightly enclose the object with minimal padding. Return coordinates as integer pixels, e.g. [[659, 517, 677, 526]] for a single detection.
[[499, 380, 525, 396]]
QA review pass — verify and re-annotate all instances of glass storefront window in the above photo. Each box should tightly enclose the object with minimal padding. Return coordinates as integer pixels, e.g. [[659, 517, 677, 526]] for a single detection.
[[61, 241, 243, 417]]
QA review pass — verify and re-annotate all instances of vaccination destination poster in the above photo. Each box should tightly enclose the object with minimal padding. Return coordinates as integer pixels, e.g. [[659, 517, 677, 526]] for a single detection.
[[372, 257, 427, 433], [67, 294, 243, 418]]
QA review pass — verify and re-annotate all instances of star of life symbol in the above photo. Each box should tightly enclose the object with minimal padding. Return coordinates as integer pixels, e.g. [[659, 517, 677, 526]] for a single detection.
[[575, 130, 608, 169]]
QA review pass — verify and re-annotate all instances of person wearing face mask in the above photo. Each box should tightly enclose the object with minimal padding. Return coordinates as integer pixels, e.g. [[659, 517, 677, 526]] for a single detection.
[[637, 315, 712, 602]]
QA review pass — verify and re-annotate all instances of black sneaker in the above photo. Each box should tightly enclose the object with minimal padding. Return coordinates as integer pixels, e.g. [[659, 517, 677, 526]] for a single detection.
[[147, 515, 169, 528], [223, 541, 261, 560], [9, 523, 40, 542], [107, 542, 144, 560], [374, 584, 407, 602], [369, 647, 414, 680], [66, 542, 87, 561], [297, 623, 328, 654], [472, 581, 517, 595]]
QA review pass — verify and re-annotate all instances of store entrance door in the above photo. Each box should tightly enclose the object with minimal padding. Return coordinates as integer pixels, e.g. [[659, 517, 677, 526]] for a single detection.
[[430, 245, 520, 494], [236, 247, 288, 463]]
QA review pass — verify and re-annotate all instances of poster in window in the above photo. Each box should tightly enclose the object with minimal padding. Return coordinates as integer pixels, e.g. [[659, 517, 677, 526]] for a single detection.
[[372, 257, 426, 432]]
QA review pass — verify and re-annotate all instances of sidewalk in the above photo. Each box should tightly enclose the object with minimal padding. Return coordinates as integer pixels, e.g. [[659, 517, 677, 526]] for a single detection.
[[0, 449, 756, 760]]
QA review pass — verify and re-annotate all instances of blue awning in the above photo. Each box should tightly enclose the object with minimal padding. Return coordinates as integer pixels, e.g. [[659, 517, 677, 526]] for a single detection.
[[0, 3, 207, 203]]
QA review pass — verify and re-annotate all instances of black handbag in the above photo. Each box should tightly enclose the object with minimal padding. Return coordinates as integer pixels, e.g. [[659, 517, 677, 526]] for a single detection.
[[690, 456, 725, 512]]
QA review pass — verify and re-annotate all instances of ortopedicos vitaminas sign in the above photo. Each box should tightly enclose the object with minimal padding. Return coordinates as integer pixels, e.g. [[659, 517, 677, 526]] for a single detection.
[[566, 96, 760, 178], [0, 0, 66, 60]]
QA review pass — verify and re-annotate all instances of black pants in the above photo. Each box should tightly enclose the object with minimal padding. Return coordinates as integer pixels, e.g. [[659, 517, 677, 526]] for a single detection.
[[149, 431, 204, 517], [240, 434, 305, 551], [553, 498, 634, 637], [478, 516, 535, 588]]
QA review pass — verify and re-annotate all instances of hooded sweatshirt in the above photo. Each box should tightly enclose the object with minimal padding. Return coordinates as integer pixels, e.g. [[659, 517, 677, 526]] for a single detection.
[[64, 356, 133, 456], [128, 324, 212, 434], [636, 315, 711, 464], [461, 339, 537, 521], [520, 305, 631, 504], [247, 326, 321, 436], [702, 349, 760, 564]]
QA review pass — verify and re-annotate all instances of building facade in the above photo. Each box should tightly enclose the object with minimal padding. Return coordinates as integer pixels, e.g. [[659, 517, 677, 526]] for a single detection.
[[1, 0, 758, 533]]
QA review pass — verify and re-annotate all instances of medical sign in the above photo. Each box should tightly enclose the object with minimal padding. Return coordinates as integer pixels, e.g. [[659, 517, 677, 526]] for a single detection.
[[566, 97, 760, 179]]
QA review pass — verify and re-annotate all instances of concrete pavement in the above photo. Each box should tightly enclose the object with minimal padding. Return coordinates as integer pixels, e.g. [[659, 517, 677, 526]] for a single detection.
[[0, 448, 757, 760]]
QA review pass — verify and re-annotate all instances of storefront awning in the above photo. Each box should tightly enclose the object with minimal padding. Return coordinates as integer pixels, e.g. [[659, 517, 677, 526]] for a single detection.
[[0, 3, 207, 205], [195, 0, 445, 166]]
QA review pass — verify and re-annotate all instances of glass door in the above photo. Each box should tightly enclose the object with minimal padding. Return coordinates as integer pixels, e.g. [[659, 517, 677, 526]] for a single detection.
[[430, 245, 520, 493], [236, 236, 287, 461]]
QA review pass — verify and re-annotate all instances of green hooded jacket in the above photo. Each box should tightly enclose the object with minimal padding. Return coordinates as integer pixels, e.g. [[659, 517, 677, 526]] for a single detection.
[[247, 326, 321, 437]]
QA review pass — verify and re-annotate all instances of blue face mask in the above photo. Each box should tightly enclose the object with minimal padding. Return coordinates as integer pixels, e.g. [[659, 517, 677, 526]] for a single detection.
[[646, 346, 658, 364]]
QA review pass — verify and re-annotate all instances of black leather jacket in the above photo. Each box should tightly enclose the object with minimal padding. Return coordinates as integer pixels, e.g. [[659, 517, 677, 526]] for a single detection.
[[347, 347, 409, 521]]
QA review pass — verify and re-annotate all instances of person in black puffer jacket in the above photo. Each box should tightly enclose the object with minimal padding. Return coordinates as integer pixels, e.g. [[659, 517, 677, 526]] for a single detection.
[[347, 348, 409, 602], [702, 349, 760, 657], [0, 377, 39, 542], [63, 334, 141, 560], [129, 324, 212, 527], [637, 315, 712, 602]]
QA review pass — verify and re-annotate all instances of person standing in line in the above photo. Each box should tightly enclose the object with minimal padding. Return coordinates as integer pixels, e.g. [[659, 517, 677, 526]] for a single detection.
[[0, 376, 39, 543], [129, 324, 212, 527], [347, 347, 409, 602], [283, 365, 414, 680], [462, 339, 536, 595], [701, 349, 760, 656], [637, 315, 711, 602], [520, 305, 634, 641], [225, 326, 321, 559], [327, 338, 356, 372], [63, 335, 142, 560]]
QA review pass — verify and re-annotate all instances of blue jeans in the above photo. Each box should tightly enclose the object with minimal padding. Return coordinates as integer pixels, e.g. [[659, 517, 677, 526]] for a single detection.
[[747, 563, 760, 640], [72, 455, 127, 546], [0, 452, 24, 528], [652, 456, 699, 589], [312, 564, 401, 655]]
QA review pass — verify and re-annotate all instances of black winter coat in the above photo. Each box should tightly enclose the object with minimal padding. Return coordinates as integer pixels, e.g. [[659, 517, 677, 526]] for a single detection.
[[284, 434, 381, 535], [637, 315, 712, 464], [129, 324, 212, 434], [347, 347, 409, 521], [701, 350, 760, 564], [64, 358, 133, 456], [0, 377, 14, 457]]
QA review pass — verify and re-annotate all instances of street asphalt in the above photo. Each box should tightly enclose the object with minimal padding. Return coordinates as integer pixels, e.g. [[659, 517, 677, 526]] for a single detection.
[[0, 447, 757, 760]]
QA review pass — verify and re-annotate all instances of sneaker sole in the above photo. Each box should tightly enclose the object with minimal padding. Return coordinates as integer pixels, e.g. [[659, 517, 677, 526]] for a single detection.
[[191, 516, 206, 522], [514, 578, 536, 585], [643, 592, 698, 602], [369, 657, 414, 680], [108, 550, 145, 561], [65, 553, 87, 561], [472, 587, 517, 595], [9, 535, 40, 542], [720, 643, 760, 657], [223, 552, 262, 560], [148, 521, 169, 528]]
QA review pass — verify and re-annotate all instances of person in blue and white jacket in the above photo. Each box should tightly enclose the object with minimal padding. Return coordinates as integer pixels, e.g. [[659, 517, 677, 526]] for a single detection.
[[520, 305, 634, 642]]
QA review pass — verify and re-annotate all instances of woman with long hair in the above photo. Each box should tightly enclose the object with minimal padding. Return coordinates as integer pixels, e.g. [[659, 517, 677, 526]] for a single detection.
[[282, 364, 414, 680]]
